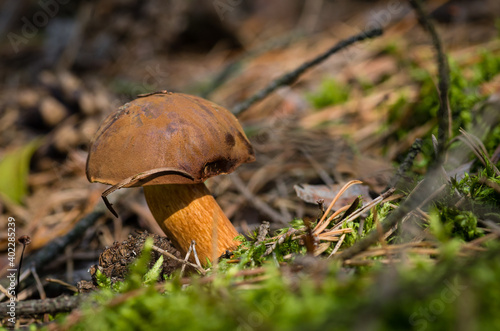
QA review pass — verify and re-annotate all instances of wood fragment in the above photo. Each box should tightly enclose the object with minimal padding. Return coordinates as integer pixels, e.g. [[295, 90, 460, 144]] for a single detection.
[[0, 295, 84, 317], [262, 228, 297, 257], [255, 221, 270, 246]]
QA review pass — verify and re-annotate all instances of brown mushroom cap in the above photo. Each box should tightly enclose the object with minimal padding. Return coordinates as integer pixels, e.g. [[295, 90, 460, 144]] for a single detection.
[[86, 92, 255, 187]]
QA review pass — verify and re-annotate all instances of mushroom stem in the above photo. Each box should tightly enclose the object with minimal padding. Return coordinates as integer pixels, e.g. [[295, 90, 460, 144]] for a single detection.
[[143, 183, 240, 265]]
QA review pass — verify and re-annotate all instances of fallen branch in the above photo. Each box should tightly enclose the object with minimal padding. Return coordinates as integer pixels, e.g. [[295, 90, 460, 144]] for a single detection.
[[0, 295, 84, 317]]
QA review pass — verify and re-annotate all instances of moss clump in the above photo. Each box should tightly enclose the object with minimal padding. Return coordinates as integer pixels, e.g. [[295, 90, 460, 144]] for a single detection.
[[306, 78, 350, 109], [58, 240, 500, 331]]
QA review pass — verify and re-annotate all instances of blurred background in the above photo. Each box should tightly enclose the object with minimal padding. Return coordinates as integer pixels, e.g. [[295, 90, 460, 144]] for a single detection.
[[1, 0, 500, 295]]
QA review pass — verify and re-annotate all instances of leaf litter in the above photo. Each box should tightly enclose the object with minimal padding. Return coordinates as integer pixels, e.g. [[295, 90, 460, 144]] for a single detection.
[[1, 0, 500, 329]]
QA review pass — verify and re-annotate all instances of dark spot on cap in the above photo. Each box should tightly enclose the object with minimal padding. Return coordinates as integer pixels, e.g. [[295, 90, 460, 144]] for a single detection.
[[202, 158, 235, 179], [225, 133, 235, 147], [236, 131, 255, 157]]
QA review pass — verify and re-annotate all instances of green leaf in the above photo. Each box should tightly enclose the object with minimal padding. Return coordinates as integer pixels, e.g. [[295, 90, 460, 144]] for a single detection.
[[306, 78, 350, 109], [0, 138, 43, 204], [143, 255, 163, 286]]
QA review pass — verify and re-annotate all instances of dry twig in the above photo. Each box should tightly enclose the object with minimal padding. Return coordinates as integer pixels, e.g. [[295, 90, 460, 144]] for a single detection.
[[328, 234, 346, 258], [0, 295, 84, 317], [255, 221, 270, 246], [313, 180, 363, 233], [191, 241, 203, 269], [151, 244, 206, 276], [408, 0, 451, 161], [179, 241, 195, 278], [386, 138, 423, 190], [45, 279, 78, 293]]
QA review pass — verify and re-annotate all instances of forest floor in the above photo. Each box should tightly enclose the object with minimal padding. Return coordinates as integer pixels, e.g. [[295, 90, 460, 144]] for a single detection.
[[1, 0, 500, 329]]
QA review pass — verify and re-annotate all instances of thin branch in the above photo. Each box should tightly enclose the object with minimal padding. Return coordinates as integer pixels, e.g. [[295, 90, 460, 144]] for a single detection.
[[386, 138, 423, 191], [28, 213, 103, 265], [45, 279, 78, 293], [191, 241, 203, 270], [179, 242, 194, 278], [0, 208, 108, 301], [151, 245, 206, 276], [328, 233, 346, 258], [30, 266, 46, 301], [232, 28, 383, 116], [408, 0, 451, 162], [255, 221, 270, 246], [20, 190, 126, 274], [262, 228, 298, 257], [0, 284, 14, 300]]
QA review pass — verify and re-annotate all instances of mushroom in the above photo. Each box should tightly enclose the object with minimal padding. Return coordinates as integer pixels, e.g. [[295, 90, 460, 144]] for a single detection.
[[86, 91, 255, 265]]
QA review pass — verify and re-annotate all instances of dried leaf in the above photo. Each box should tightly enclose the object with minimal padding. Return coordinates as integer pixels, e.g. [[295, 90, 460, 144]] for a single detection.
[[294, 183, 372, 209]]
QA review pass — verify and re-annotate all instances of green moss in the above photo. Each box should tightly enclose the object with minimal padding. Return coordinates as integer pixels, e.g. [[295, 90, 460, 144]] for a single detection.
[[484, 125, 500, 158], [58, 243, 500, 331], [387, 94, 409, 124], [473, 49, 500, 82], [306, 78, 350, 109], [42, 163, 500, 331], [453, 171, 500, 207], [385, 49, 500, 166], [431, 207, 483, 242]]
